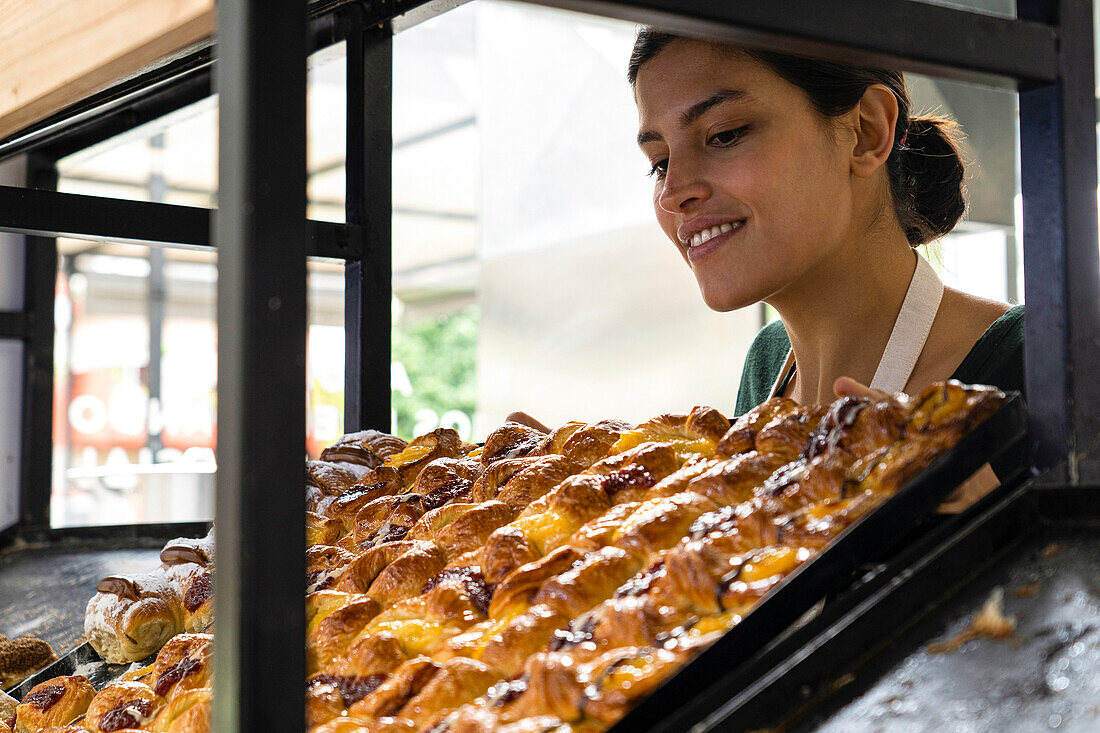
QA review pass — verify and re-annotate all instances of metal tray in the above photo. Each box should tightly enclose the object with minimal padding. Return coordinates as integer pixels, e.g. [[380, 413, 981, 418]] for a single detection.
[[6, 641, 158, 700], [610, 391, 1028, 733]]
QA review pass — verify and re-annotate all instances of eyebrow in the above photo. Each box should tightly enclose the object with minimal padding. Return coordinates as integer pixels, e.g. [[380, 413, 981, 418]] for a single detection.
[[637, 88, 750, 147]]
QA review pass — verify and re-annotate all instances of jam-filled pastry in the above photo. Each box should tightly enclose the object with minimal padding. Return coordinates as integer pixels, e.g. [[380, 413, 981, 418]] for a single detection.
[[82, 680, 161, 732], [481, 423, 549, 465], [13, 676, 96, 733], [180, 569, 214, 633], [580, 443, 680, 506], [84, 573, 185, 664], [148, 633, 212, 702]]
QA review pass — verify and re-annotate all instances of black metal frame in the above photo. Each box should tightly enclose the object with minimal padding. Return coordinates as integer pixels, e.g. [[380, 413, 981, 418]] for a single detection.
[[0, 0, 1096, 726]]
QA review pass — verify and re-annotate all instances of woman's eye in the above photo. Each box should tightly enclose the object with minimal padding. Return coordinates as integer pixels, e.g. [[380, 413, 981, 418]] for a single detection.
[[647, 159, 668, 179], [709, 125, 749, 147]]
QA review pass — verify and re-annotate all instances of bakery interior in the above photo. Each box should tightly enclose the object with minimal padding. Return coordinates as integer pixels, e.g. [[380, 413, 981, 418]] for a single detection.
[[0, 0, 1098, 731]]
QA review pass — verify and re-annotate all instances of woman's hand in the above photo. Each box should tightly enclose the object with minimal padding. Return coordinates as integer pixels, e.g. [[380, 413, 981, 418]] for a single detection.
[[833, 376, 1000, 514], [504, 411, 551, 433]]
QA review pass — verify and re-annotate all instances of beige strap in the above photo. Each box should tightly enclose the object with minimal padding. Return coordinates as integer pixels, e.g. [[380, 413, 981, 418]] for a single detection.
[[768, 254, 943, 399]]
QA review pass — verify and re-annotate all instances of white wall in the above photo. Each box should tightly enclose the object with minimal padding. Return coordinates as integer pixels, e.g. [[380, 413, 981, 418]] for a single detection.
[[0, 156, 27, 532]]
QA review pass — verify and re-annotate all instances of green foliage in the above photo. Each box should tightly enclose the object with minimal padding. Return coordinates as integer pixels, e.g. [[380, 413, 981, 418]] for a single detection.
[[391, 305, 478, 440]]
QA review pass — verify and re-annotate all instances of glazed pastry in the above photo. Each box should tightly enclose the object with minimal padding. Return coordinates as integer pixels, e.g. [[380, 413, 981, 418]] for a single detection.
[[13, 676, 96, 733], [382, 429, 467, 488], [470, 456, 576, 513], [84, 574, 185, 664], [82, 680, 160, 732], [321, 429, 408, 470], [405, 502, 516, 559], [531, 421, 586, 458], [716, 397, 798, 457], [306, 545, 357, 594], [319, 466, 402, 522], [148, 633, 212, 702], [609, 406, 730, 460], [555, 420, 632, 470], [151, 687, 211, 733], [411, 458, 485, 512]]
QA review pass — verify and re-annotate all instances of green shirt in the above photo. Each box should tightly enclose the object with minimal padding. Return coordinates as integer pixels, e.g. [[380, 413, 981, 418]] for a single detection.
[[733, 304, 1026, 479]]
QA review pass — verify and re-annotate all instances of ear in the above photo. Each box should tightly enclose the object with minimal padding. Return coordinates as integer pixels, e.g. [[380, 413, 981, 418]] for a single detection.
[[850, 84, 899, 179]]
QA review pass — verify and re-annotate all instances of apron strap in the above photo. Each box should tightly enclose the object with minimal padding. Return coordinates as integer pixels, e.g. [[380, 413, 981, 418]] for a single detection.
[[768, 254, 944, 399]]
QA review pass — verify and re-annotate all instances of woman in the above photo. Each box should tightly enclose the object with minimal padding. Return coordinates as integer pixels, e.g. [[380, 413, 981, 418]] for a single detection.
[[514, 30, 1025, 506]]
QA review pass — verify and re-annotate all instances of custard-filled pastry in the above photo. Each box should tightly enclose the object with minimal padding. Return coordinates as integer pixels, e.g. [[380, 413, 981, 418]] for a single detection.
[[322, 429, 408, 470], [307, 511, 346, 547], [481, 423, 548, 465], [904, 380, 1003, 446], [602, 492, 719, 560], [495, 474, 611, 558], [609, 405, 730, 460], [84, 573, 185, 664], [82, 680, 161, 732], [149, 633, 212, 702], [382, 428, 466, 488], [14, 676, 96, 733]]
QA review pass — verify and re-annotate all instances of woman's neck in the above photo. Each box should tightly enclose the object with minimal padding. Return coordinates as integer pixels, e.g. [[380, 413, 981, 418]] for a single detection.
[[769, 226, 918, 405]]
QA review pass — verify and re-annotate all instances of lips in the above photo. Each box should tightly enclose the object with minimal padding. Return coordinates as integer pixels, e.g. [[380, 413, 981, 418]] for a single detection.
[[678, 219, 745, 261]]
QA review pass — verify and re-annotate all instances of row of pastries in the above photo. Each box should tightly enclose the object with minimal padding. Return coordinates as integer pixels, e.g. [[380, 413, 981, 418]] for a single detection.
[[2, 381, 1004, 733]]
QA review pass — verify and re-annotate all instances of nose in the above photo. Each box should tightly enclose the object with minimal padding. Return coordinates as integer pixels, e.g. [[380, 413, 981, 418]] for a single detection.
[[657, 157, 710, 214]]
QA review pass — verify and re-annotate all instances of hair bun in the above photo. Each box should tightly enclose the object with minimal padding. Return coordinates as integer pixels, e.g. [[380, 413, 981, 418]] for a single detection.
[[893, 115, 967, 245]]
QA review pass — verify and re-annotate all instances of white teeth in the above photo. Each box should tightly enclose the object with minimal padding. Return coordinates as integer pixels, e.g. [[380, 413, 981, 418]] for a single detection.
[[686, 222, 741, 247]]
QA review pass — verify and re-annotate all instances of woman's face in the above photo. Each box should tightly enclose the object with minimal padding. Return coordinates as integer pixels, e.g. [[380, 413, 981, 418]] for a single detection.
[[635, 41, 859, 312]]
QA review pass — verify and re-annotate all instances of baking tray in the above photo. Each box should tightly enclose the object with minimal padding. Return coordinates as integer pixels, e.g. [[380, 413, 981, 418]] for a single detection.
[[610, 391, 1028, 733], [6, 641, 158, 700]]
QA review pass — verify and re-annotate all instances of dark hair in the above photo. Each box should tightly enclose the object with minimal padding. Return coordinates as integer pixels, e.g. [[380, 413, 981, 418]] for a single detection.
[[628, 30, 966, 247]]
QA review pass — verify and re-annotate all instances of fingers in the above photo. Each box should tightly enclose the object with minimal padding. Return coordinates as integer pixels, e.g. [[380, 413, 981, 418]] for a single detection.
[[833, 376, 889, 401], [505, 412, 552, 433], [936, 464, 1000, 514]]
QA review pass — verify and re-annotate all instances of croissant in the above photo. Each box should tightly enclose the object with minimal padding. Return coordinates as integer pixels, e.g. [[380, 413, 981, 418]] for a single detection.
[[554, 420, 632, 470], [321, 429, 407, 470], [470, 456, 576, 513], [481, 423, 548, 465]]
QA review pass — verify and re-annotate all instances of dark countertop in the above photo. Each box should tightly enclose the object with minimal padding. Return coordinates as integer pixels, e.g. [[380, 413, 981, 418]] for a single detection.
[[798, 529, 1100, 732], [0, 543, 162, 655]]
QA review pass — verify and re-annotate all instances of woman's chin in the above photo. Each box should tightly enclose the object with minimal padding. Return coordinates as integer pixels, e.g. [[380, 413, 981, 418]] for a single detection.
[[697, 283, 761, 313]]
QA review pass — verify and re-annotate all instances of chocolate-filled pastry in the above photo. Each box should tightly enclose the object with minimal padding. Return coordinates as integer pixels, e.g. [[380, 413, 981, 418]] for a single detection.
[[150, 686, 211, 733], [531, 421, 585, 458], [753, 403, 831, 460], [307, 670, 389, 729], [407, 502, 516, 559], [413, 458, 485, 511], [471, 456, 576, 514], [382, 428, 466, 488], [82, 681, 161, 732], [84, 573, 185, 664], [306, 545, 357, 594], [347, 656, 440, 720], [149, 633, 212, 702], [717, 396, 799, 457], [320, 465, 403, 523], [904, 380, 1003, 443], [556, 420, 633, 469], [14, 676, 96, 733], [159, 529, 215, 569], [322, 429, 408, 469], [495, 651, 586, 724], [351, 494, 428, 552], [0, 636, 56, 689], [308, 460, 366, 498], [308, 597, 383, 674], [529, 547, 641, 619], [399, 657, 502, 728], [481, 423, 548, 465], [607, 492, 719, 560]]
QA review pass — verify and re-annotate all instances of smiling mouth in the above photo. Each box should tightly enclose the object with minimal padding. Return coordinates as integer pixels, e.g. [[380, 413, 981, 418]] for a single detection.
[[684, 220, 745, 249]]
